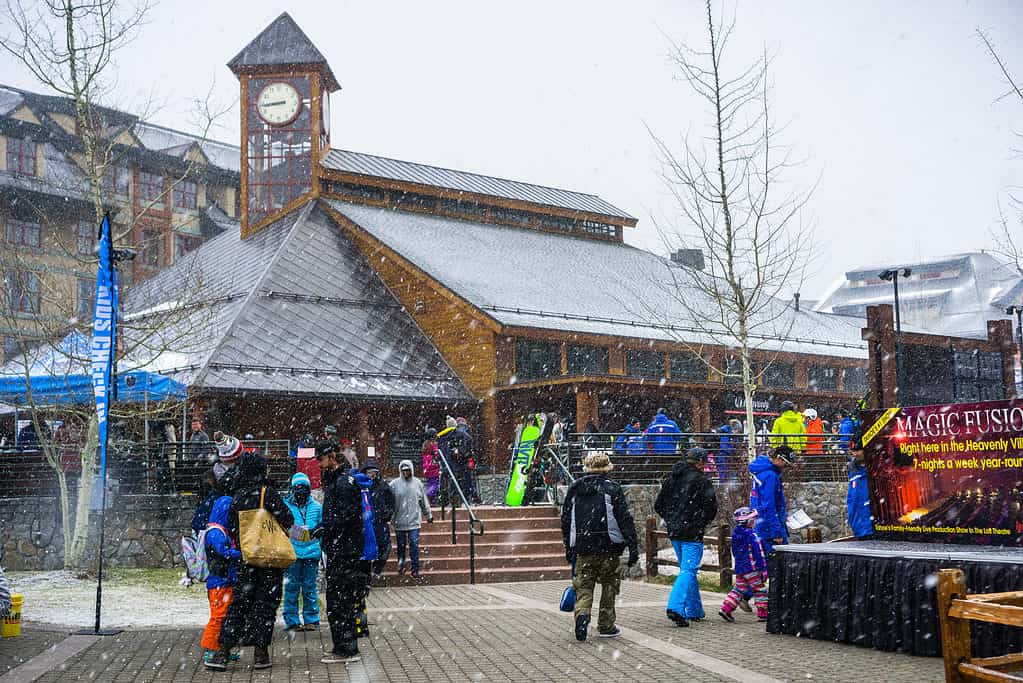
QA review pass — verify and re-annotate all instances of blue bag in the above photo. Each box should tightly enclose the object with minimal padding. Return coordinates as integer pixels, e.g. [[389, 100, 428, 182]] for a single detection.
[[559, 558, 576, 612]]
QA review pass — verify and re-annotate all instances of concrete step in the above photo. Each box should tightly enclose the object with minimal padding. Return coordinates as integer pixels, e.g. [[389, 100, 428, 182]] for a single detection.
[[432, 504, 559, 521], [417, 527, 562, 544], [374, 565, 572, 587], [429, 516, 559, 532], [385, 553, 565, 572], [418, 540, 565, 559]]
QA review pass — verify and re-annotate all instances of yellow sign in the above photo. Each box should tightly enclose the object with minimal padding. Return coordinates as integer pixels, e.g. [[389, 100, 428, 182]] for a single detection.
[[862, 407, 900, 447]]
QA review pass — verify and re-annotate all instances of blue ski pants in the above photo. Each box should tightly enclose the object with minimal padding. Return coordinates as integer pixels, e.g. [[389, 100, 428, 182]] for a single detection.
[[283, 557, 320, 628], [667, 541, 704, 619]]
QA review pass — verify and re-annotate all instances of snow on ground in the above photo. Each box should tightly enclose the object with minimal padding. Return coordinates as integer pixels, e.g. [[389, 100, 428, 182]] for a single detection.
[[8, 570, 209, 628], [655, 546, 720, 577]]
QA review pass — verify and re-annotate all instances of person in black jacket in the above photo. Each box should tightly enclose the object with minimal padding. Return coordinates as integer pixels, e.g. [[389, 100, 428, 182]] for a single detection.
[[209, 452, 293, 671], [561, 451, 638, 642], [654, 447, 718, 627], [312, 440, 367, 664], [361, 459, 395, 579]]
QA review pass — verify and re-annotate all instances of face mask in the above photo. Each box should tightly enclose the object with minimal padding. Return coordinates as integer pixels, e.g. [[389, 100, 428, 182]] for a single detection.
[[293, 486, 310, 504]]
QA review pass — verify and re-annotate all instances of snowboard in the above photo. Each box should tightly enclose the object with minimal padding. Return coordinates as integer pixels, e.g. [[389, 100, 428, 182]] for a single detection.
[[505, 414, 546, 506]]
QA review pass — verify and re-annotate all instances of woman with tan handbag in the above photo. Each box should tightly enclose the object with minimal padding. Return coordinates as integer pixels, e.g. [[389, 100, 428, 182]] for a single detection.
[[206, 444, 294, 671]]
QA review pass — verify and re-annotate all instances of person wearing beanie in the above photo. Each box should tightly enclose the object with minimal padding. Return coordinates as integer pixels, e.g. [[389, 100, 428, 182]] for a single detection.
[[613, 417, 643, 455], [361, 459, 395, 579], [282, 472, 323, 632], [561, 451, 638, 641], [654, 447, 718, 627], [770, 401, 806, 453], [749, 445, 794, 556], [208, 454, 293, 671], [214, 431, 243, 466], [645, 409, 682, 454]]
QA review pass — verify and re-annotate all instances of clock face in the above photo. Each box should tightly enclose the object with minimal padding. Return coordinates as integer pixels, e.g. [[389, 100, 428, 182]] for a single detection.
[[256, 82, 302, 126]]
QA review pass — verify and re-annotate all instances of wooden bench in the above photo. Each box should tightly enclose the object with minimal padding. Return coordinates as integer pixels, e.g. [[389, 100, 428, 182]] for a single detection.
[[937, 568, 1023, 682], [644, 516, 733, 589]]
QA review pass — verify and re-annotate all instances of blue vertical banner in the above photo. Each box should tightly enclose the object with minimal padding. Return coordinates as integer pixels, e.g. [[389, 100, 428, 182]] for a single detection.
[[90, 214, 116, 488]]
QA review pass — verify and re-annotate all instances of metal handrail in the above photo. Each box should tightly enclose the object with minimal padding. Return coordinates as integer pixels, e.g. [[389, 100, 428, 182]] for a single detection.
[[538, 443, 574, 506], [434, 449, 484, 584]]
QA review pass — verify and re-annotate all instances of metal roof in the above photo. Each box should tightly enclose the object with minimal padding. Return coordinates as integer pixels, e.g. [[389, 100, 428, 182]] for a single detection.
[[227, 12, 340, 91], [123, 200, 470, 401], [326, 199, 868, 359], [321, 148, 635, 221]]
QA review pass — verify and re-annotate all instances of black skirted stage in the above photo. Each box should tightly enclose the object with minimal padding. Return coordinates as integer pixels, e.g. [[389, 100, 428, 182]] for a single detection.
[[767, 541, 1023, 657]]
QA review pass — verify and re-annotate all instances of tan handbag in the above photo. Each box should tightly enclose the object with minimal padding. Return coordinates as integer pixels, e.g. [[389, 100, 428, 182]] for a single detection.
[[237, 487, 297, 569]]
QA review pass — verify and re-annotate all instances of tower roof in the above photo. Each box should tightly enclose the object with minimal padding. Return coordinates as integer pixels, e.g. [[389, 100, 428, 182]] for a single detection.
[[227, 12, 340, 91]]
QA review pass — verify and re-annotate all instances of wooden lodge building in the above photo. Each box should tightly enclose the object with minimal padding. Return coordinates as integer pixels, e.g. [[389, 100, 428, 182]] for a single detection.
[[126, 13, 971, 469]]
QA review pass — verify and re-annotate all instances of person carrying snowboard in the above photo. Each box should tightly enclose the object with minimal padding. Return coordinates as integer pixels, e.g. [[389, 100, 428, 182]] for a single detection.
[[561, 451, 639, 641]]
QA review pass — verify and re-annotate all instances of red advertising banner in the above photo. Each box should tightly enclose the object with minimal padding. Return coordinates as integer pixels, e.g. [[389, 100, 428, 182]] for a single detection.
[[864, 398, 1023, 546]]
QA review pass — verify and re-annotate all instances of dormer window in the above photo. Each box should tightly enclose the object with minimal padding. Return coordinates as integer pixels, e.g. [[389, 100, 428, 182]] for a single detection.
[[7, 138, 36, 176]]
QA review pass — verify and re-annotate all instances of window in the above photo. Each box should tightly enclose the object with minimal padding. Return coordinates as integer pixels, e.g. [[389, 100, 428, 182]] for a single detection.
[[77, 278, 94, 318], [173, 180, 198, 210], [139, 171, 164, 206], [626, 349, 665, 379], [440, 198, 486, 218], [761, 361, 794, 388], [843, 367, 869, 394], [138, 228, 163, 267], [5, 220, 41, 248], [102, 166, 130, 197], [6, 138, 36, 175], [579, 220, 616, 237], [539, 214, 576, 233], [392, 191, 436, 211], [174, 233, 202, 259], [330, 182, 386, 202], [491, 206, 533, 226], [2, 336, 19, 360], [515, 339, 561, 381], [671, 353, 707, 382], [567, 345, 608, 376], [5, 271, 41, 313], [808, 364, 838, 391], [74, 220, 95, 255]]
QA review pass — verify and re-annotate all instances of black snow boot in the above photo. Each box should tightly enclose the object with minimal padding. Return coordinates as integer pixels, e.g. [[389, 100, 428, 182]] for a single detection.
[[575, 613, 590, 642], [253, 646, 271, 669], [204, 648, 230, 671]]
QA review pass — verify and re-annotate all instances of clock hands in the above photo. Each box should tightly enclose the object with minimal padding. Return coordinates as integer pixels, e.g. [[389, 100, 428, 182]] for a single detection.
[[261, 100, 288, 107]]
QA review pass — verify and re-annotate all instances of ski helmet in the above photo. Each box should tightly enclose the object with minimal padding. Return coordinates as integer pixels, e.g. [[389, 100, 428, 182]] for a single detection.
[[733, 506, 758, 523]]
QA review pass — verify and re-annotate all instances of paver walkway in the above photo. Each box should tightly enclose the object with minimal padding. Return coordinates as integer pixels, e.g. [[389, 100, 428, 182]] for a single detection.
[[0, 580, 944, 682]]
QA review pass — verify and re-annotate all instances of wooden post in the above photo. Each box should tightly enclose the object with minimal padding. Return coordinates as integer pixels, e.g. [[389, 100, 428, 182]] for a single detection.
[[645, 516, 658, 577], [717, 522, 733, 589], [806, 527, 822, 544], [937, 568, 970, 683]]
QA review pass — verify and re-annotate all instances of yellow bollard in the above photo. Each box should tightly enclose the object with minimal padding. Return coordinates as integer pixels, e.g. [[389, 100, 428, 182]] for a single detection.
[[2, 594, 22, 637]]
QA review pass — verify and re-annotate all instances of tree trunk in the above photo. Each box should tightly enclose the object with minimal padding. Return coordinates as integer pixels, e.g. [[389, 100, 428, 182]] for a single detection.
[[66, 414, 98, 571], [54, 466, 72, 564]]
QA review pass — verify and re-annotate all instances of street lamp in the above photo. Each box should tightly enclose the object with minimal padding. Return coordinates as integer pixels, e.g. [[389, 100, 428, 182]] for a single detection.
[[879, 268, 912, 405], [1006, 306, 1023, 388]]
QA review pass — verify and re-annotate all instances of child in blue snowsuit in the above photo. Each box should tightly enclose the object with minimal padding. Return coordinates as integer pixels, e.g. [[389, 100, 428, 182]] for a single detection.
[[201, 496, 241, 663], [719, 507, 768, 622], [283, 472, 323, 631]]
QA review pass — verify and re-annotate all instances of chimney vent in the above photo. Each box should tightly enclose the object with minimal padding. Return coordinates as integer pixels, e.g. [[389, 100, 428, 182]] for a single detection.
[[794, 292, 801, 312], [670, 249, 705, 270]]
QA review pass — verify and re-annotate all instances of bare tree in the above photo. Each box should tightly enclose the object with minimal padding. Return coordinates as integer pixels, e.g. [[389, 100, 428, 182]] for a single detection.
[[646, 0, 816, 461], [0, 0, 225, 570]]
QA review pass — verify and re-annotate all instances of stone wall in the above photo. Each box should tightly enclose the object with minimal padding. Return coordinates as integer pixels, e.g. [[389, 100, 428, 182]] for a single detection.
[[1, 494, 196, 571]]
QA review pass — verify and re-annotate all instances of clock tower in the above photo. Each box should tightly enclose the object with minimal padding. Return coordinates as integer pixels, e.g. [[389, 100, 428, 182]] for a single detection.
[[228, 13, 340, 238]]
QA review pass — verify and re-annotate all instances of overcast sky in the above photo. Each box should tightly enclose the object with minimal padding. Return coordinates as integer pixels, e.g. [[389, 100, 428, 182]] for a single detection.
[[2, 0, 1021, 298]]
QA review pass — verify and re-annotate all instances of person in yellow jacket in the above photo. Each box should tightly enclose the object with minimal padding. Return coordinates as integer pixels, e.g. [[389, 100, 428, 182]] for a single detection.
[[770, 401, 806, 453]]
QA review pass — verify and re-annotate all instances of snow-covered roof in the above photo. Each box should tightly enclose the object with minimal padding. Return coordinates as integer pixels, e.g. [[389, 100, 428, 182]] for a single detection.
[[327, 199, 868, 359], [322, 149, 634, 221], [815, 252, 1022, 339], [123, 200, 471, 401]]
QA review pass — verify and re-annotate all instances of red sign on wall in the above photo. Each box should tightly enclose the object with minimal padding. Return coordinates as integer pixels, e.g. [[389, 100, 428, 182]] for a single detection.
[[863, 398, 1023, 546]]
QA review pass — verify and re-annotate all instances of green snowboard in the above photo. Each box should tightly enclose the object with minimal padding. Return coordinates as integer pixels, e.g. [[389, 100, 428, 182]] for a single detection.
[[505, 415, 545, 507]]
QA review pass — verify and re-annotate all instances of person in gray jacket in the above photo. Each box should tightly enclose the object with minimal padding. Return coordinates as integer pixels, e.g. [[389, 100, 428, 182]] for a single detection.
[[389, 459, 433, 578]]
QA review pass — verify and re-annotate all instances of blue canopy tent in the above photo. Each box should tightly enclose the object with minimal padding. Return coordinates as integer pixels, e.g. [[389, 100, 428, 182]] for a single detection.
[[0, 331, 186, 444]]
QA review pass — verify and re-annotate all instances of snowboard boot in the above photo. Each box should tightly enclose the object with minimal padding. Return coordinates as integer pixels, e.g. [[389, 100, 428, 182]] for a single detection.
[[253, 646, 271, 670], [204, 647, 230, 671], [666, 610, 689, 628]]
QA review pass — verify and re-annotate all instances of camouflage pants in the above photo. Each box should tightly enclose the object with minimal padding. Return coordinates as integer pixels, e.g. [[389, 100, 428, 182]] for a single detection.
[[573, 554, 622, 632]]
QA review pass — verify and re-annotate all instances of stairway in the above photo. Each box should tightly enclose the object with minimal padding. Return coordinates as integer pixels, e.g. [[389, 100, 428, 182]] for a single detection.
[[377, 505, 571, 586]]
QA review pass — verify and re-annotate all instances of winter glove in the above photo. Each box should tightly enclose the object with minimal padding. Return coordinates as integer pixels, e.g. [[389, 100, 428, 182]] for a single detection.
[[627, 549, 639, 567], [565, 548, 576, 565], [427, 516, 434, 524]]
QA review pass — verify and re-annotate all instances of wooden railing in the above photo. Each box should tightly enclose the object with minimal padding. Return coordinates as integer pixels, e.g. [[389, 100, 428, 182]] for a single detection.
[[937, 568, 1023, 683], [644, 516, 733, 589]]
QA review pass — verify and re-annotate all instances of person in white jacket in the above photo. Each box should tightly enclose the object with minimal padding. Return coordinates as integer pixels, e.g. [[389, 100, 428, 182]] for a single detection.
[[389, 459, 433, 578]]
